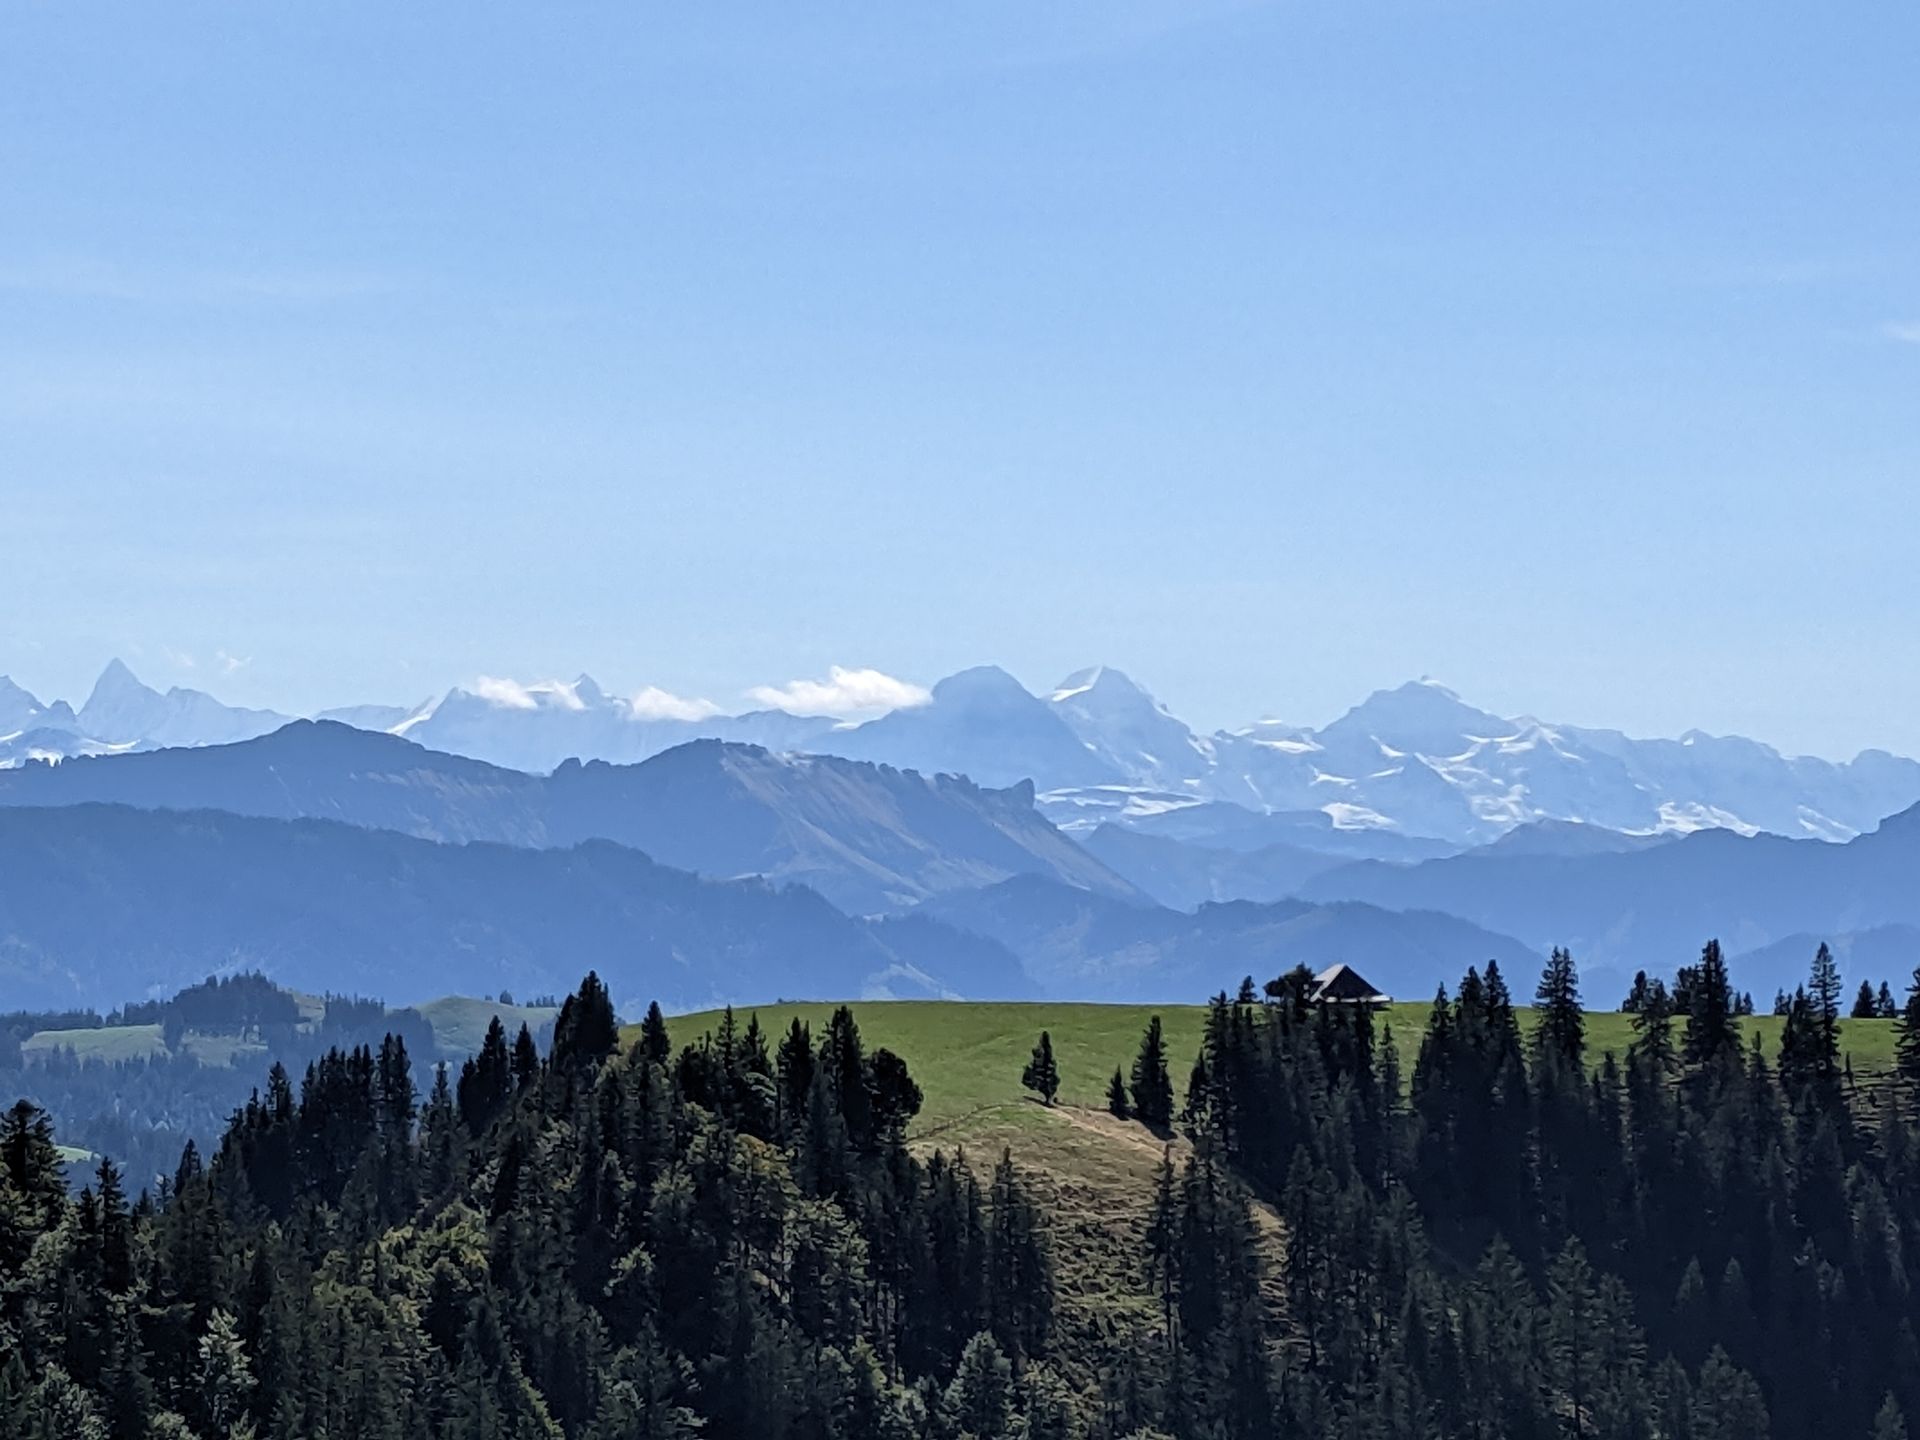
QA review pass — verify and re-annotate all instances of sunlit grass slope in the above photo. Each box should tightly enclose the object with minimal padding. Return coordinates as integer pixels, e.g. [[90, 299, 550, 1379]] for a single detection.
[[652, 1001, 1899, 1135], [644, 999, 1898, 1350]]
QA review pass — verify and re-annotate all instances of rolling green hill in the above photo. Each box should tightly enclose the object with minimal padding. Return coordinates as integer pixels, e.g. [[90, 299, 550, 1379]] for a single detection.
[[414, 996, 563, 1056], [655, 1000, 1899, 1133], [19, 996, 562, 1070], [648, 999, 1900, 1349]]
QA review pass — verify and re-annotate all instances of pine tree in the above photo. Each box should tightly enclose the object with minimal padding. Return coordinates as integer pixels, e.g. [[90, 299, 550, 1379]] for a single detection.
[[1692, 1346, 1770, 1439], [1855, 980, 1881, 1019], [551, 971, 619, 1073], [869, 1047, 923, 1142], [1682, 940, 1738, 1068], [638, 1001, 672, 1066], [1107, 1067, 1130, 1119], [1810, 941, 1843, 1077], [775, 1017, 814, 1136], [1181, 1052, 1211, 1129], [511, 1023, 541, 1089], [1533, 946, 1585, 1074], [1021, 1031, 1061, 1106], [458, 1018, 514, 1135], [1879, 980, 1898, 1019], [986, 1149, 1052, 1360], [1899, 966, 1920, 1122], [944, 1332, 1015, 1439], [1143, 1147, 1179, 1344], [196, 1309, 254, 1437], [1129, 1016, 1174, 1128]]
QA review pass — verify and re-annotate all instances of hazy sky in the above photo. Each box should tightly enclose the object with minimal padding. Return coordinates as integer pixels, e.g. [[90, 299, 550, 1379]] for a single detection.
[[3, 3, 1916, 754]]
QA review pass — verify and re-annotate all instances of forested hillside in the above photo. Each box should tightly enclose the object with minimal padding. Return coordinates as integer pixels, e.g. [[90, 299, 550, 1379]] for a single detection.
[[8, 945, 1920, 1437]]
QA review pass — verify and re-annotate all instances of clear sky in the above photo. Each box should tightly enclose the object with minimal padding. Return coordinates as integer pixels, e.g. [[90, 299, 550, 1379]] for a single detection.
[[2, 3, 1916, 755]]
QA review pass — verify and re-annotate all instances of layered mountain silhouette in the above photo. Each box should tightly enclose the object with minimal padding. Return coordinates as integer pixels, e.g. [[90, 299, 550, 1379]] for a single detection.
[[917, 875, 1539, 1004], [17, 659, 1914, 851], [0, 720, 1141, 917], [8, 698, 1915, 1006], [0, 804, 1034, 1012], [1298, 802, 1920, 996]]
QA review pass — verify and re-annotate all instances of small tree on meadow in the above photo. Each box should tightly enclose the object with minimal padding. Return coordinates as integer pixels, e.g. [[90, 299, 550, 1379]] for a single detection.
[[1106, 1067, 1130, 1119], [1021, 1031, 1060, 1106]]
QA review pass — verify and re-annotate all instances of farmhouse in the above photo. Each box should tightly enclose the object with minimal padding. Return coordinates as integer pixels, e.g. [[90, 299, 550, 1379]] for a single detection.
[[1308, 963, 1390, 1007]]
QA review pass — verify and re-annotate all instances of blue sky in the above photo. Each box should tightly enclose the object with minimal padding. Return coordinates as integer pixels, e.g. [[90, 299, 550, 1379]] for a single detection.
[[2, 2, 1916, 754]]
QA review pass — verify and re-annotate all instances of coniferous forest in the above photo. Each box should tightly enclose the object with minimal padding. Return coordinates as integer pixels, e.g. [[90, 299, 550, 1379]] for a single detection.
[[7, 946, 1920, 1438]]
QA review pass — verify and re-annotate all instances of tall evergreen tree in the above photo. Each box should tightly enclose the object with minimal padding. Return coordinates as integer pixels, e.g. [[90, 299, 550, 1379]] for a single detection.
[[1129, 1017, 1174, 1128], [1022, 1031, 1061, 1106], [638, 1001, 672, 1066], [1899, 966, 1920, 1121], [1533, 946, 1586, 1074], [551, 970, 619, 1073], [1810, 941, 1844, 1077], [1682, 940, 1738, 1068]]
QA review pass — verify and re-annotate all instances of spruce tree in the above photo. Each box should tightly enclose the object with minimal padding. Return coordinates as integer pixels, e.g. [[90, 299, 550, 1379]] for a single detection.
[[1129, 1016, 1174, 1128], [1107, 1067, 1131, 1119], [1533, 946, 1585, 1074], [511, 1023, 541, 1089], [638, 1001, 672, 1066], [1810, 941, 1843, 1077], [551, 970, 619, 1073], [1021, 1031, 1061, 1106], [1855, 980, 1881, 1019], [1897, 966, 1920, 1121], [1682, 940, 1738, 1068]]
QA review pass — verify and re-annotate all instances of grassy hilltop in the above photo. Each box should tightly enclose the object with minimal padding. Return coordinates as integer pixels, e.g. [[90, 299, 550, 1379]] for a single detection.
[[648, 999, 1900, 1350], [655, 1000, 1900, 1135]]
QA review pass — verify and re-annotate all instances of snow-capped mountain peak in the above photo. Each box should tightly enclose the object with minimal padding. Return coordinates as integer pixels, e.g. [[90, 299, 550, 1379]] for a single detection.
[[9, 658, 1920, 849]]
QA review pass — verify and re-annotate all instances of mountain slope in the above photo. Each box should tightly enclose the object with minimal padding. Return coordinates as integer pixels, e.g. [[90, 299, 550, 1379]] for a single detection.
[[0, 721, 1141, 916], [0, 804, 1034, 1011], [918, 874, 1539, 1003], [1048, 666, 1215, 791], [1077, 824, 1348, 909], [0, 718, 550, 843], [1299, 802, 1920, 992], [545, 741, 1140, 914]]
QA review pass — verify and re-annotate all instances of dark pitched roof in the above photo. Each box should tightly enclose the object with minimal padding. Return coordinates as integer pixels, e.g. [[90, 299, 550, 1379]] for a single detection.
[[1310, 963, 1387, 1004]]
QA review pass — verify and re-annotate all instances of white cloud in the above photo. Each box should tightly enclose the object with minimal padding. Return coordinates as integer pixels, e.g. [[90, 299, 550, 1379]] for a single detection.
[[472, 676, 540, 710], [216, 650, 250, 676], [748, 666, 932, 719], [630, 686, 722, 723], [1885, 321, 1920, 345]]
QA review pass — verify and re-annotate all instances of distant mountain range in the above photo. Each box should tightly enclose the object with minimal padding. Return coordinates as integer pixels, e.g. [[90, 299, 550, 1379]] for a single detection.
[[5, 693, 1917, 1009], [8, 659, 1917, 852], [0, 804, 1036, 1013], [0, 721, 1140, 918], [1298, 802, 1920, 999]]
